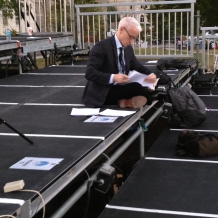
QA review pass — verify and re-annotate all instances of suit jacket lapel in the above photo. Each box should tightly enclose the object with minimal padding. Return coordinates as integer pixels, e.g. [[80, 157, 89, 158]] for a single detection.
[[124, 48, 128, 74], [111, 35, 119, 72]]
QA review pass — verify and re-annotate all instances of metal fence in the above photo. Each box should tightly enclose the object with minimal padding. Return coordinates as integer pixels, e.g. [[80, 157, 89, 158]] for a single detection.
[[75, 0, 196, 58], [19, 0, 218, 68], [18, 0, 73, 34], [200, 27, 218, 72], [18, 1, 196, 57]]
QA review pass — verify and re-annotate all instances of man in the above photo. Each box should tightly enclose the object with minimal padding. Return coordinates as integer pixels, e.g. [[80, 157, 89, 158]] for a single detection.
[[82, 16, 163, 108], [177, 39, 182, 51]]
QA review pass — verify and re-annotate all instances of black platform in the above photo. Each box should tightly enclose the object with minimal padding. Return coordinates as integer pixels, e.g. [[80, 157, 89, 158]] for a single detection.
[[0, 60, 198, 217], [0, 33, 88, 75], [98, 75, 218, 218], [0, 64, 158, 217], [143, 59, 198, 90]]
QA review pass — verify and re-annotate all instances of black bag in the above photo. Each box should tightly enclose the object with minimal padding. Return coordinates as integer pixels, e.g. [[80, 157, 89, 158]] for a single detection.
[[156, 58, 189, 70], [153, 70, 172, 85], [168, 85, 207, 128], [158, 72, 172, 85], [176, 130, 218, 157]]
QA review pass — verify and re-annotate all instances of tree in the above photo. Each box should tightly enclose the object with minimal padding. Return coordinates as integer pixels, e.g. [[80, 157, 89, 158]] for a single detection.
[[73, 0, 120, 42], [0, 0, 97, 19], [150, 0, 218, 33], [0, 0, 18, 18], [2, 0, 218, 28], [150, 2, 190, 39], [195, 0, 218, 27]]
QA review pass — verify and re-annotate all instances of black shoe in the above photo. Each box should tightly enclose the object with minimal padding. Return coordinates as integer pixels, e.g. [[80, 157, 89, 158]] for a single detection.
[[151, 90, 167, 101]]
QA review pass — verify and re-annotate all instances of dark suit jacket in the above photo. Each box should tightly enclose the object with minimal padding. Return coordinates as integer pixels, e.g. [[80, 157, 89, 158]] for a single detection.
[[81, 35, 152, 107]]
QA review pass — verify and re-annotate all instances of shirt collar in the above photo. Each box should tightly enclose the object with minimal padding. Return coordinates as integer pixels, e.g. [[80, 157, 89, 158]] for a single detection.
[[115, 34, 123, 49]]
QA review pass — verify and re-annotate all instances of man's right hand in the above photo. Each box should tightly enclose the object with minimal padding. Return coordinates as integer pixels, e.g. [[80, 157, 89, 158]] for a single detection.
[[113, 74, 129, 83]]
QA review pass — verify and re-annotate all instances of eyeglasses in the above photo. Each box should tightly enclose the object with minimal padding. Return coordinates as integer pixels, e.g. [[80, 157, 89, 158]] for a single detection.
[[123, 27, 138, 40]]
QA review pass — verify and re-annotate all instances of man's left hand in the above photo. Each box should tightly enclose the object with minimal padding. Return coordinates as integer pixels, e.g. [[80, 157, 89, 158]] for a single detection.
[[144, 73, 157, 83]]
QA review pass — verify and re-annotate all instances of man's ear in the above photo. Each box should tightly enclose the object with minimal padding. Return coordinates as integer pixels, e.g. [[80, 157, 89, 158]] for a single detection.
[[119, 26, 124, 32]]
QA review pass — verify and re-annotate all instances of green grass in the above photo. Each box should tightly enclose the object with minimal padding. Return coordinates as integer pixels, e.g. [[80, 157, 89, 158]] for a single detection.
[[36, 58, 47, 69], [34, 47, 217, 71], [135, 46, 218, 71]]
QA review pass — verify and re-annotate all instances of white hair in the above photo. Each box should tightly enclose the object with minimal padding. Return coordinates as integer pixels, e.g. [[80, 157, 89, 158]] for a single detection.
[[118, 17, 142, 32]]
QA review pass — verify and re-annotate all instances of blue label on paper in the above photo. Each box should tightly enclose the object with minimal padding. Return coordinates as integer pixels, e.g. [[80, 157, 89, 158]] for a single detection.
[[34, 161, 49, 166], [101, 117, 110, 121]]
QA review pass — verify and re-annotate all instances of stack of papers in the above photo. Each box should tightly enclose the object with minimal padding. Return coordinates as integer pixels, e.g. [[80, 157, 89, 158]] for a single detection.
[[163, 69, 178, 72], [128, 70, 159, 90], [84, 116, 118, 123], [146, 60, 158, 63], [71, 108, 136, 123], [99, 109, 136, 117], [70, 108, 135, 123], [10, 157, 63, 170], [71, 108, 100, 116], [71, 108, 136, 117]]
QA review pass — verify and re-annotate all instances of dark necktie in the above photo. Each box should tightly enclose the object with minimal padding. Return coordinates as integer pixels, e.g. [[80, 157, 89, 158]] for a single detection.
[[119, 47, 125, 73]]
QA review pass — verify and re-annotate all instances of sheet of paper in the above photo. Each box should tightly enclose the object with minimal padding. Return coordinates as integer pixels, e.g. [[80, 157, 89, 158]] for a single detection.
[[163, 69, 178, 72], [71, 108, 100, 116], [146, 60, 158, 63], [128, 70, 159, 90], [10, 157, 63, 170], [99, 109, 136, 117], [84, 116, 118, 123]]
